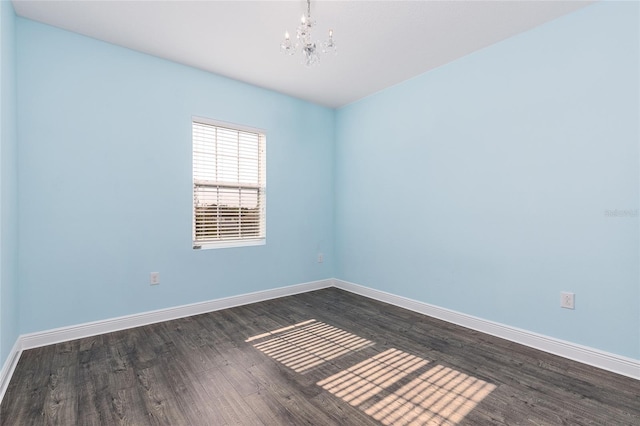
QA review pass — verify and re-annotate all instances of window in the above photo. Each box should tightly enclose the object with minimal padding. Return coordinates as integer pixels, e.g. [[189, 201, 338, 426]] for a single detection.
[[192, 118, 266, 249]]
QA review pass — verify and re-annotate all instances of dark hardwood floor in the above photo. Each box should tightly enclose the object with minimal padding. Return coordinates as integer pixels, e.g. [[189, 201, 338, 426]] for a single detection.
[[1, 288, 639, 425]]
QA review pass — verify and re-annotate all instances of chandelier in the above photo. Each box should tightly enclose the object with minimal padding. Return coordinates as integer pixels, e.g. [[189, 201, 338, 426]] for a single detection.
[[280, 0, 336, 66]]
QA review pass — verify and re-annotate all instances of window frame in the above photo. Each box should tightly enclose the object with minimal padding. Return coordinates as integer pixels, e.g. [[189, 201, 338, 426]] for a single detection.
[[192, 116, 266, 250]]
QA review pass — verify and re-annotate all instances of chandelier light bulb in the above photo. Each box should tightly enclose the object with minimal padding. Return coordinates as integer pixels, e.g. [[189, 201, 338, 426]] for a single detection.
[[280, 30, 295, 55]]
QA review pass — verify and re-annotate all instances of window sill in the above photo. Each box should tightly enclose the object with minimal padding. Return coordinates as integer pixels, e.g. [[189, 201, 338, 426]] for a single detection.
[[193, 238, 265, 250]]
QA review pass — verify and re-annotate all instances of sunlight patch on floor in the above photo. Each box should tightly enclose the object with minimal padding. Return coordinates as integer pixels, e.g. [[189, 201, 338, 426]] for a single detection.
[[365, 364, 497, 425], [318, 348, 429, 405], [318, 349, 496, 425], [248, 319, 374, 373]]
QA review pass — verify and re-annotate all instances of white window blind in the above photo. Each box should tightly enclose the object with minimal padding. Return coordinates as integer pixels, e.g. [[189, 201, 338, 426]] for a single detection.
[[192, 119, 266, 249]]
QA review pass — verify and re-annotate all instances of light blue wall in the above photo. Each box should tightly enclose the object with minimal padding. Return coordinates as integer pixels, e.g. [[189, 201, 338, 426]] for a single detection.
[[0, 0, 18, 366], [335, 2, 640, 359], [16, 18, 335, 334], [7, 1, 640, 363]]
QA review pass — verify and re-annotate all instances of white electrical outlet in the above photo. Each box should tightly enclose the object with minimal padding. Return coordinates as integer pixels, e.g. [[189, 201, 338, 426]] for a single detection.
[[560, 292, 575, 309], [317, 253, 324, 263], [150, 272, 160, 285]]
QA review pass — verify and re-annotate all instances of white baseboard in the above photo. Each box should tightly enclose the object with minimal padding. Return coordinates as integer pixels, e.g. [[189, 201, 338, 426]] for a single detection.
[[20, 278, 333, 350], [0, 339, 23, 404], [332, 279, 640, 380]]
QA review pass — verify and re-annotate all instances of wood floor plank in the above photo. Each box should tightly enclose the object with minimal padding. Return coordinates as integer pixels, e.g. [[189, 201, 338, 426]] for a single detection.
[[197, 367, 265, 425], [134, 366, 188, 425], [41, 342, 79, 425], [1, 345, 57, 426], [246, 362, 345, 425], [2, 287, 639, 425], [154, 351, 220, 423], [77, 379, 151, 426]]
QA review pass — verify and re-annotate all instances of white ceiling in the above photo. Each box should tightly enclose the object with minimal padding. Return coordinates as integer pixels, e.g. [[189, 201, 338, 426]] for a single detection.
[[12, 0, 594, 109]]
